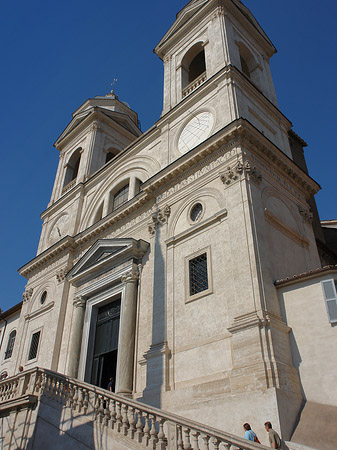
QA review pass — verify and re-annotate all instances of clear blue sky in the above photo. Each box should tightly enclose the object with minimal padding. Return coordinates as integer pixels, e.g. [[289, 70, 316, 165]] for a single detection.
[[1, 0, 336, 312]]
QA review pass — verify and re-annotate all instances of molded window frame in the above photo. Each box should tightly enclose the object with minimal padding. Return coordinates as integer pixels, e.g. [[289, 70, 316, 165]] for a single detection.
[[4, 329, 16, 360], [185, 246, 213, 303], [27, 327, 42, 363]]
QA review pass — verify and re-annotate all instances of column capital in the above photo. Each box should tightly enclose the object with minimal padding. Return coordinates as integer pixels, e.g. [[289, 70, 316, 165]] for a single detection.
[[73, 296, 86, 308], [121, 269, 139, 284]]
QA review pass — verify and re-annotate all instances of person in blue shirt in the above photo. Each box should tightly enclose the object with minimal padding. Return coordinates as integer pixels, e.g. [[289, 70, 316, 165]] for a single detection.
[[243, 423, 260, 443]]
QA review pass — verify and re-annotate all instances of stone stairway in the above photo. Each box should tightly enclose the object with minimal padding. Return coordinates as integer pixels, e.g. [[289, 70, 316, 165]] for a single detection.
[[0, 368, 285, 449]]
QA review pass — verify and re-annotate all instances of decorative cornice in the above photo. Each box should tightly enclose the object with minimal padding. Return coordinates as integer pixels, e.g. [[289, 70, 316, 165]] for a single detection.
[[22, 288, 34, 303], [228, 310, 290, 334]]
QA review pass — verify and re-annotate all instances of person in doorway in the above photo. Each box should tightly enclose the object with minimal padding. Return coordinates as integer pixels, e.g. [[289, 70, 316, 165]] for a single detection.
[[243, 423, 260, 443], [264, 422, 282, 449], [107, 377, 114, 392]]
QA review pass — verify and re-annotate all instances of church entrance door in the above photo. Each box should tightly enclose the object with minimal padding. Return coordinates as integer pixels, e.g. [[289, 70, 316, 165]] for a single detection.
[[91, 299, 120, 391]]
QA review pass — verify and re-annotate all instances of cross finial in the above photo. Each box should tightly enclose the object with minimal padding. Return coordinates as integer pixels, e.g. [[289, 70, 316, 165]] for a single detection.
[[110, 78, 118, 94]]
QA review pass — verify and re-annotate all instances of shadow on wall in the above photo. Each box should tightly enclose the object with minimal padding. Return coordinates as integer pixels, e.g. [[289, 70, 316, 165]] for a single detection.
[[140, 219, 167, 409], [27, 398, 97, 450]]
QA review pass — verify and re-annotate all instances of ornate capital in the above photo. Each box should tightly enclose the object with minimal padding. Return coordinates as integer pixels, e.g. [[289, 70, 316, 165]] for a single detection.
[[73, 296, 86, 308], [121, 269, 139, 284], [148, 205, 171, 236], [220, 160, 262, 186], [22, 288, 34, 303], [56, 267, 67, 283], [298, 205, 313, 224]]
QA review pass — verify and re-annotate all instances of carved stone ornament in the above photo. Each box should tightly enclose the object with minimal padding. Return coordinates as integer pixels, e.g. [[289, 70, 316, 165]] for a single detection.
[[220, 160, 262, 185], [148, 205, 171, 236], [73, 296, 86, 308], [22, 288, 34, 303], [298, 205, 314, 224], [91, 121, 101, 132], [121, 269, 140, 284], [56, 267, 67, 283]]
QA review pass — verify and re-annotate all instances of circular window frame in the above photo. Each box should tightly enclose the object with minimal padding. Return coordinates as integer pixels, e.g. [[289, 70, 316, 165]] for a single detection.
[[188, 201, 205, 225], [40, 291, 47, 305]]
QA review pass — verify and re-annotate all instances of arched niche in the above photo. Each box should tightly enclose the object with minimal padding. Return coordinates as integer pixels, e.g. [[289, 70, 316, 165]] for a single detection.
[[181, 42, 206, 92], [64, 148, 82, 187]]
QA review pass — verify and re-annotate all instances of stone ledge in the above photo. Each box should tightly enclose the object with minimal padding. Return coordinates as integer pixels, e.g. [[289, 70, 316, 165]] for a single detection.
[[0, 394, 37, 413]]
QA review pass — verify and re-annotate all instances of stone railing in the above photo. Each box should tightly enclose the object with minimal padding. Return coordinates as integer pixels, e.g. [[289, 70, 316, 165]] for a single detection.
[[182, 71, 207, 98], [62, 178, 76, 194], [0, 368, 267, 450]]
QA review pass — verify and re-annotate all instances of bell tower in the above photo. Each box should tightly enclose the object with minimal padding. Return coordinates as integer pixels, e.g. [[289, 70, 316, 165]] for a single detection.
[[37, 91, 142, 254], [155, 0, 291, 157]]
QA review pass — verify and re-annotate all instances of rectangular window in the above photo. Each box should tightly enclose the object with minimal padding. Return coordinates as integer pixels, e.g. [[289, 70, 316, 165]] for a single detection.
[[189, 253, 208, 296], [28, 331, 41, 360], [185, 247, 212, 302], [321, 279, 337, 323]]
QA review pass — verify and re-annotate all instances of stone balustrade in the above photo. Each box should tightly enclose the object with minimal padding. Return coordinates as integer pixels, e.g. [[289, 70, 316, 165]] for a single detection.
[[182, 72, 207, 98], [62, 178, 76, 194], [0, 368, 267, 450]]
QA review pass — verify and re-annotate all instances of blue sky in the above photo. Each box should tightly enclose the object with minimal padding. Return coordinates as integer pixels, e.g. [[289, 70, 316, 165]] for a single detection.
[[1, 0, 336, 312]]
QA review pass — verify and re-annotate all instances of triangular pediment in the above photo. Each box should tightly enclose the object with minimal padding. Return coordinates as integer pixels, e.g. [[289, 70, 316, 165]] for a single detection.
[[66, 239, 149, 285], [155, 0, 208, 55], [155, 0, 275, 58]]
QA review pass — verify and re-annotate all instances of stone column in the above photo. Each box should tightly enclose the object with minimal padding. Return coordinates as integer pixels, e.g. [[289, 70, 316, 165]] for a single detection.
[[117, 269, 139, 396], [67, 296, 86, 378]]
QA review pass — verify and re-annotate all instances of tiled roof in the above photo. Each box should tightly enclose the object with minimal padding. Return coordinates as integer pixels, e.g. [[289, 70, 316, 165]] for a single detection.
[[275, 265, 337, 286]]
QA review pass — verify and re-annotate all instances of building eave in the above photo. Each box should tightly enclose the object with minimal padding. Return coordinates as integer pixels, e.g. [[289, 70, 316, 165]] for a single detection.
[[275, 265, 337, 287]]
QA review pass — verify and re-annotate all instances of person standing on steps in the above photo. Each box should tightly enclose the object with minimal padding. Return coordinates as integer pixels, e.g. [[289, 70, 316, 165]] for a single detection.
[[243, 423, 260, 443], [107, 377, 114, 392], [264, 422, 282, 449]]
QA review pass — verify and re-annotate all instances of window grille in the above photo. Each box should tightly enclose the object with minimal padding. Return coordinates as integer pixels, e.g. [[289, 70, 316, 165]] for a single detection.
[[189, 253, 208, 296], [4, 330, 16, 359], [113, 184, 129, 210], [28, 331, 41, 360]]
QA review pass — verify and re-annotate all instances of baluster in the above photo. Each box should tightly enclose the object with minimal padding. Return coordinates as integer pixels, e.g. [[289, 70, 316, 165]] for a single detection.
[[157, 418, 166, 450], [72, 385, 79, 410], [128, 407, 136, 439], [83, 389, 89, 414], [183, 427, 192, 450], [121, 404, 129, 435], [201, 434, 210, 450], [46, 376, 53, 397], [150, 414, 158, 446], [135, 410, 144, 443], [54, 378, 60, 401], [191, 430, 200, 450], [104, 399, 111, 427], [116, 401, 123, 433], [98, 395, 105, 423], [94, 393, 100, 418], [77, 386, 84, 411], [177, 425, 184, 450], [143, 413, 151, 446], [110, 399, 116, 429], [211, 437, 220, 450]]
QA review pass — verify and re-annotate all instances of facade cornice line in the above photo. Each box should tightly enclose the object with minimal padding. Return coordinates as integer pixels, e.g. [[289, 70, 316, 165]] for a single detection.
[[21, 119, 319, 279]]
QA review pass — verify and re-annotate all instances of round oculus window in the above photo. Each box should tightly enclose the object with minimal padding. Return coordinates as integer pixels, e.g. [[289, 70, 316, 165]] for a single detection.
[[40, 291, 47, 305], [190, 203, 203, 222]]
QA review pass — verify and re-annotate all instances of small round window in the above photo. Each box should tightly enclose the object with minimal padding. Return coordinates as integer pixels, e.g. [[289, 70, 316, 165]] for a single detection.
[[40, 291, 47, 305], [190, 203, 203, 222]]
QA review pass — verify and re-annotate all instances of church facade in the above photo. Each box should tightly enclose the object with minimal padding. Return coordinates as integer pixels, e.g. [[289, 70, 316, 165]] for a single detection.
[[1, 1, 336, 448]]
